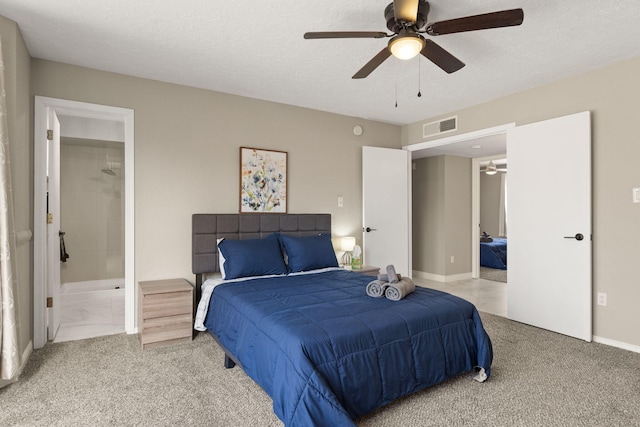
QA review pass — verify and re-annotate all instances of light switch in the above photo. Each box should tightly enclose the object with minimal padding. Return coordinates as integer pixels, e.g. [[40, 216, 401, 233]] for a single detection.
[[337, 196, 344, 208], [633, 188, 640, 204]]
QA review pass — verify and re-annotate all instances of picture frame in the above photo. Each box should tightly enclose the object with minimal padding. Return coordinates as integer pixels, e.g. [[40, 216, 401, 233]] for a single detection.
[[239, 147, 288, 213]]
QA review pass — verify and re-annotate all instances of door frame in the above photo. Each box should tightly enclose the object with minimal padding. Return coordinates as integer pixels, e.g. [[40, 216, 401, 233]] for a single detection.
[[404, 123, 515, 279], [34, 96, 135, 349]]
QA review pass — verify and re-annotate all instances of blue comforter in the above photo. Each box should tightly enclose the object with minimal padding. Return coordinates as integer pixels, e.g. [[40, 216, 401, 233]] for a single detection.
[[480, 238, 507, 270], [204, 269, 493, 426]]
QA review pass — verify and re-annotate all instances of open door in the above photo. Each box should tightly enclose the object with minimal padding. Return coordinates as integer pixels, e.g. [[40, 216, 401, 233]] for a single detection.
[[362, 146, 411, 276], [46, 108, 61, 341], [507, 111, 592, 341]]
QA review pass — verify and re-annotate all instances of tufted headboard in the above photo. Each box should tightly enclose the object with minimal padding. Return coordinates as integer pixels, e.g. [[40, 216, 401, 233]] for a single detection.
[[192, 213, 332, 297]]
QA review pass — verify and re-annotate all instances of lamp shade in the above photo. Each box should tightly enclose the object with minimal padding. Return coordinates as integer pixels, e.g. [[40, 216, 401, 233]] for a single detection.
[[341, 236, 356, 252]]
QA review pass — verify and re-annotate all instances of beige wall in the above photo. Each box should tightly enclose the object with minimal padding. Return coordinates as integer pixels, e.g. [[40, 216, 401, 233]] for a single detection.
[[60, 140, 125, 284], [404, 57, 640, 348], [412, 155, 471, 277], [412, 156, 444, 274], [444, 156, 472, 275], [0, 16, 32, 376], [31, 59, 402, 289]]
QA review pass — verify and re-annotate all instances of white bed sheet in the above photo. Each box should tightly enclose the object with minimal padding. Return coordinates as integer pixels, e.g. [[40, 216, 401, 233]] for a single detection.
[[194, 267, 344, 331]]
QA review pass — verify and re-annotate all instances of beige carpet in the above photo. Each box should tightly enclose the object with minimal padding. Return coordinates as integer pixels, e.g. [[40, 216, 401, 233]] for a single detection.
[[2, 313, 640, 426]]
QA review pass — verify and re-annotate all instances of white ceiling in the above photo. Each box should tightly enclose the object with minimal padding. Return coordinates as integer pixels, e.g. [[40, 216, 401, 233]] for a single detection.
[[2, 0, 640, 129]]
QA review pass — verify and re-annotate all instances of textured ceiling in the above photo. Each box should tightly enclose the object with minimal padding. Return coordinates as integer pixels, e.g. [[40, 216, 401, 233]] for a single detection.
[[2, 0, 640, 126]]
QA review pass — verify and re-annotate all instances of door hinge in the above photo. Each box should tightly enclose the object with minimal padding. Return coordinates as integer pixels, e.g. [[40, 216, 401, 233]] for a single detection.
[[47, 129, 53, 140], [46, 297, 53, 308], [47, 213, 53, 224]]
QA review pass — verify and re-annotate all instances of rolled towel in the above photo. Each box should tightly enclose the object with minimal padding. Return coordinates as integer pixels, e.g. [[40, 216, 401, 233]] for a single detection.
[[386, 265, 399, 283], [377, 273, 402, 282], [384, 278, 416, 301], [366, 280, 389, 298]]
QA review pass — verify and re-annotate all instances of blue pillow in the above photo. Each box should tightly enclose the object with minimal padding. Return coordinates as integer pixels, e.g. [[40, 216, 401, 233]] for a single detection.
[[279, 234, 338, 273], [217, 234, 287, 280]]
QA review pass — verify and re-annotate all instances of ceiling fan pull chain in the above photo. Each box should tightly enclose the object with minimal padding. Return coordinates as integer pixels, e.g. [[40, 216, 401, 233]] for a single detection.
[[395, 60, 398, 108], [417, 57, 422, 97]]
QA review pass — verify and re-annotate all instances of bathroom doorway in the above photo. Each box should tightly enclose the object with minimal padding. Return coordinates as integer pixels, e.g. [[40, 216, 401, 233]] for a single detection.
[[34, 96, 135, 349]]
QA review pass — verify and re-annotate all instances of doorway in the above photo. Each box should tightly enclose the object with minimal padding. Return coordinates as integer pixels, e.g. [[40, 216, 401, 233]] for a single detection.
[[405, 123, 514, 282], [55, 137, 126, 342], [34, 96, 135, 349]]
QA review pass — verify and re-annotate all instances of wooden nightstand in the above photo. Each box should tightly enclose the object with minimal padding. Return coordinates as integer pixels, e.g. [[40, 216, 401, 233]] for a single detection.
[[138, 278, 193, 350], [343, 265, 380, 277]]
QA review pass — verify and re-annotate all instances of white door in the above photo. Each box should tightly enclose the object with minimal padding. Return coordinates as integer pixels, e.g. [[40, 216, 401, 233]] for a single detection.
[[47, 108, 62, 341], [362, 146, 412, 276], [507, 111, 591, 341]]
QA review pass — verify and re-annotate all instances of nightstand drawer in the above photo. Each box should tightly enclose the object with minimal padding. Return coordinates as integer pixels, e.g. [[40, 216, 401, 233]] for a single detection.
[[141, 313, 192, 344], [142, 291, 192, 319]]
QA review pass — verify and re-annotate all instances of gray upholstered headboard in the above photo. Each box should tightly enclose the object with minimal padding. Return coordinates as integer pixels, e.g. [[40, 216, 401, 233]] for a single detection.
[[192, 214, 332, 288]]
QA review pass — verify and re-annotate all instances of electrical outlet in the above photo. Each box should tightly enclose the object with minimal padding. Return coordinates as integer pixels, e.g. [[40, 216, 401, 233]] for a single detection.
[[450, 256, 454, 263], [337, 196, 343, 208], [597, 292, 607, 306]]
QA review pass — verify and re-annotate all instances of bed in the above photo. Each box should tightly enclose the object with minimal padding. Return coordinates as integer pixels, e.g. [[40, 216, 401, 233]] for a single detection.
[[192, 213, 493, 427], [480, 237, 507, 270]]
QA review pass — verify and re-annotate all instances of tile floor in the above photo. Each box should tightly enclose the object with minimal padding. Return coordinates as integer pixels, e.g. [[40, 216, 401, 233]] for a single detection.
[[52, 276, 506, 343], [414, 276, 507, 317], [54, 292, 125, 343]]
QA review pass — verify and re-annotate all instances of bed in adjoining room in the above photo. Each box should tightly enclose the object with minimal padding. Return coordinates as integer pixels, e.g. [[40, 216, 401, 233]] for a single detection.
[[480, 237, 507, 270], [192, 213, 493, 427]]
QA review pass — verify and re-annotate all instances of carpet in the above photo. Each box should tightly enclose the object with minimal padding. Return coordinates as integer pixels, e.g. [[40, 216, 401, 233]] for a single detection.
[[2, 313, 640, 426]]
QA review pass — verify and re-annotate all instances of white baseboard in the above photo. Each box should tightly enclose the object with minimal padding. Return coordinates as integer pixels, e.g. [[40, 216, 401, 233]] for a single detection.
[[593, 335, 640, 354], [413, 270, 472, 283]]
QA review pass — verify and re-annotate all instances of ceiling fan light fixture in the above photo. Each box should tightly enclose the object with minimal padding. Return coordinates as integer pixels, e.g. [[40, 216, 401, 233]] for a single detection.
[[389, 33, 425, 60], [485, 160, 497, 175]]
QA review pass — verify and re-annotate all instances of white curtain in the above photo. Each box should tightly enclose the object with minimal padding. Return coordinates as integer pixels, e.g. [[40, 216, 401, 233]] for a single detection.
[[498, 173, 507, 237], [0, 37, 21, 381]]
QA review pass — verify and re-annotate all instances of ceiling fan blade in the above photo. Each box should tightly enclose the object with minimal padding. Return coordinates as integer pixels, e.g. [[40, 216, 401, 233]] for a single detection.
[[426, 8, 524, 36], [304, 31, 388, 39], [420, 39, 465, 74], [352, 48, 392, 79], [394, 0, 419, 23]]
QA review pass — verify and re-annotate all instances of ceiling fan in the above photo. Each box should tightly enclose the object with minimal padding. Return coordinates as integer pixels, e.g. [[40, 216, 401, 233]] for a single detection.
[[304, 0, 524, 79]]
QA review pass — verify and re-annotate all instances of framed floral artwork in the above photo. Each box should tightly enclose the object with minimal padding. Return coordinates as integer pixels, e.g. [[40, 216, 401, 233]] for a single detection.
[[239, 147, 288, 213]]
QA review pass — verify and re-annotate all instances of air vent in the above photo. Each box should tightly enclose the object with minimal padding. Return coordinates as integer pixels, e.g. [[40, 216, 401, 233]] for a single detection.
[[422, 116, 457, 138]]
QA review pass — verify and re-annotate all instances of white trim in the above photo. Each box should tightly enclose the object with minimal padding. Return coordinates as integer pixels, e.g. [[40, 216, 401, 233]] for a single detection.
[[33, 96, 135, 349], [593, 335, 640, 354], [412, 270, 472, 283], [403, 123, 515, 152]]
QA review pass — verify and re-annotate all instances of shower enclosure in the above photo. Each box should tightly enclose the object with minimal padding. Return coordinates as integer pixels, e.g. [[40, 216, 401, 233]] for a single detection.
[[57, 137, 125, 340]]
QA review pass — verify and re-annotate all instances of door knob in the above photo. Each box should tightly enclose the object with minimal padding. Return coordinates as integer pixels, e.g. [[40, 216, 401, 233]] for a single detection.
[[564, 233, 584, 241], [364, 227, 377, 233]]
